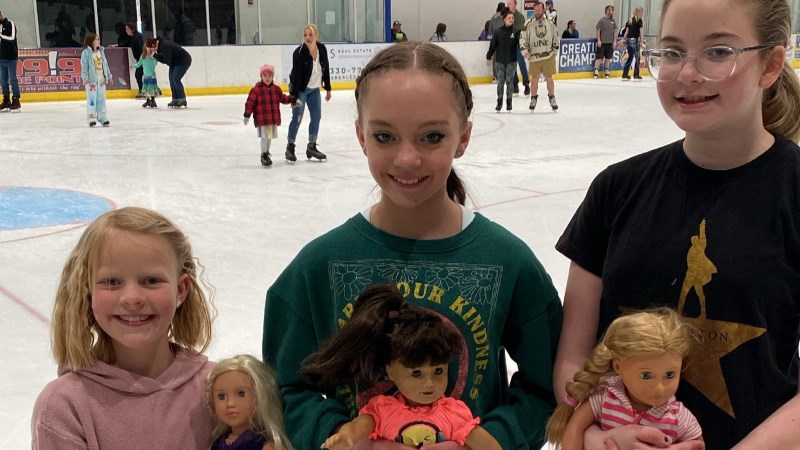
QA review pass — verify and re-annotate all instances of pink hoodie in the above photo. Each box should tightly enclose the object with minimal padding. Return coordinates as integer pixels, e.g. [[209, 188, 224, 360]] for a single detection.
[[32, 348, 214, 450]]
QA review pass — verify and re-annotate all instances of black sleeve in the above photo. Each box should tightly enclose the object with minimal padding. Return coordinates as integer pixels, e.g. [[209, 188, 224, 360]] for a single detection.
[[487, 32, 499, 59], [131, 34, 144, 60], [289, 46, 302, 97], [319, 43, 331, 92]]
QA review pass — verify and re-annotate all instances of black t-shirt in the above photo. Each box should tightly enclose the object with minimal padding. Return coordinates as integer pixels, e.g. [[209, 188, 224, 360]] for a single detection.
[[557, 135, 800, 450], [626, 17, 643, 39]]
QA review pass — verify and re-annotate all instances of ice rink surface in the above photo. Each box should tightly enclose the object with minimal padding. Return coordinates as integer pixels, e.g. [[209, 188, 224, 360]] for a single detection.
[[0, 77, 686, 447]]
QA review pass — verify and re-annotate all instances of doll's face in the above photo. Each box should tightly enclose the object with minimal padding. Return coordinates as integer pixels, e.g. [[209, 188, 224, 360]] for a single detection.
[[613, 351, 682, 412], [213, 370, 256, 436], [386, 360, 448, 407]]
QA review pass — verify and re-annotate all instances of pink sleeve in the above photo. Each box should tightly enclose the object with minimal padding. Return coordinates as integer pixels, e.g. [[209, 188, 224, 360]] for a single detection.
[[675, 402, 703, 442], [360, 395, 393, 440], [440, 398, 480, 445]]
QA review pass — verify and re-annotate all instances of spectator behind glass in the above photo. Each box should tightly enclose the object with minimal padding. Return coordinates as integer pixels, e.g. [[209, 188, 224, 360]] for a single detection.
[[562, 20, 579, 39]]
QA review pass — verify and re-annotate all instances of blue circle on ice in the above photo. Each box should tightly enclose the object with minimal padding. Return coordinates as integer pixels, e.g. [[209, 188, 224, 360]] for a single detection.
[[0, 187, 113, 230]]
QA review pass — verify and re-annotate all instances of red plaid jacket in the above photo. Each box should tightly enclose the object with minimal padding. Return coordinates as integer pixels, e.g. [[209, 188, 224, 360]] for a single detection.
[[244, 81, 293, 127]]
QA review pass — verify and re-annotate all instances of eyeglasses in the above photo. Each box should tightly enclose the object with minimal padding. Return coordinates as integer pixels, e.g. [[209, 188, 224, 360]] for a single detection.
[[644, 44, 776, 82]]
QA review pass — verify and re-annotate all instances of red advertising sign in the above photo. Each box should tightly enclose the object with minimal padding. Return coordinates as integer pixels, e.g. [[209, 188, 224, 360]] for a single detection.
[[16, 47, 131, 93]]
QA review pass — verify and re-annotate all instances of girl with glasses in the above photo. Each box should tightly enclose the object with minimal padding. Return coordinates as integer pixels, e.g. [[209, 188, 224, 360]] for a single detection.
[[553, 0, 800, 448]]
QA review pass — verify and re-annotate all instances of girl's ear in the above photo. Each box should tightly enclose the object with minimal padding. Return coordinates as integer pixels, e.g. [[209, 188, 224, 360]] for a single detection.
[[612, 358, 621, 374], [355, 120, 367, 155], [177, 273, 190, 303], [759, 45, 787, 90]]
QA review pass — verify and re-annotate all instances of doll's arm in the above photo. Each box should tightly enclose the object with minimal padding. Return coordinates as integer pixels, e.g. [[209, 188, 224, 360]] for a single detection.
[[464, 425, 501, 450], [262, 442, 276, 450], [322, 414, 376, 450], [561, 401, 596, 450]]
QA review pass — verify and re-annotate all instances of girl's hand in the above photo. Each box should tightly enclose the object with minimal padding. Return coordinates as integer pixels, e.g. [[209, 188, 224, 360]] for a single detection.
[[587, 425, 695, 450], [353, 440, 467, 450], [325, 90, 332, 102]]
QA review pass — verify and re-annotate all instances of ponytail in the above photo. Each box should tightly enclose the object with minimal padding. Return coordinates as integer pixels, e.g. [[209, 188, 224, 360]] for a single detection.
[[446, 169, 467, 205], [763, 62, 800, 143], [546, 341, 614, 445]]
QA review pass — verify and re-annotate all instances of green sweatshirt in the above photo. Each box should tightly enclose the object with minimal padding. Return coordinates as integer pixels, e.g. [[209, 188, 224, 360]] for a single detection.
[[263, 212, 562, 449]]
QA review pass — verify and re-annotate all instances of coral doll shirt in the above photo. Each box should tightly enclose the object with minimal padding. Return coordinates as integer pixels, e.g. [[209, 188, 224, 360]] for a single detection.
[[361, 392, 480, 446]]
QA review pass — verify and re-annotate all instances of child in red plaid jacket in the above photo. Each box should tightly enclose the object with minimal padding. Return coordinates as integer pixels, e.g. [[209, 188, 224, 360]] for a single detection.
[[243, 64, 297, 167]]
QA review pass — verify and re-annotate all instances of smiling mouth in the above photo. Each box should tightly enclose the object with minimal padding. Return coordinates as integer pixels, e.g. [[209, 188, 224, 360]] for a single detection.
[[391, 175, 426, 185], [677, 94, 717, 104], [116, 315, 154, 324]]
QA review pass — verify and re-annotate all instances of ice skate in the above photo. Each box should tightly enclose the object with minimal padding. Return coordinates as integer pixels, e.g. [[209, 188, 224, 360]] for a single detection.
[[604, 69, 610, 79], [149, 98, 158, 108], [285, 143, 297, 164], [529, 95, 538, 111], [506, 98, 512, 111], [0, 95, 10, 112], [142, 99, 151, 108], [260, 152, 272, 167], [167, 99, 177, 108], [523, 83, 531, 96], [9, 97, 20, 113], [169, 99, 187, 109], [593, 69, 599, 79], [306, 143, 327, 162], [495, 99, 502, 112], [102, 121, 110, 127], [549, 95, 559, 112]]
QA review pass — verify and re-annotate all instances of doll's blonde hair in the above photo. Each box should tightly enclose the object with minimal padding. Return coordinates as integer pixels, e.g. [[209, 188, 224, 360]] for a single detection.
[[206, 355, 294, 450], [51, 206, 215, 371], [546, 307, 700, 446]]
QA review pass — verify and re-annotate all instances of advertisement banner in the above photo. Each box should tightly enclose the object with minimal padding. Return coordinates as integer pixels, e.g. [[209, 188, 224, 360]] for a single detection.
[[558, 38, 627, 72], [17, 47, 131, 93], [280, 42, 392, 85]]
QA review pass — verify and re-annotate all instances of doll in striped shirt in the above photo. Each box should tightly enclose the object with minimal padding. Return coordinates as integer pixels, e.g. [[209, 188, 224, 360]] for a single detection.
[[546, 308, 704, 450]]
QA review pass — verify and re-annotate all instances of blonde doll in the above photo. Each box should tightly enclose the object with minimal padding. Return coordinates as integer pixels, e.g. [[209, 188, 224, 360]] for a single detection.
[[206, 355, 293, 450], [546, 308, 703, 450]]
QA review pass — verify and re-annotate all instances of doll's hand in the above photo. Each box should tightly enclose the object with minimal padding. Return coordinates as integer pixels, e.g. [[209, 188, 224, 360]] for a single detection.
[[243, 116, 250, 125], [321, 432, 356, 450]]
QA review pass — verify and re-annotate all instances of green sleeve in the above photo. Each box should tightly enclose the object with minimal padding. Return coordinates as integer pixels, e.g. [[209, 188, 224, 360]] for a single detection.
[[481, 259, 563, 449], [262, 290, 351, 449]]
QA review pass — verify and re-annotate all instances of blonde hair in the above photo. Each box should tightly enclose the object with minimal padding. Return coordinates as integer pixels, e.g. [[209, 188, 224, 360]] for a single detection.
[[303, 23, 319, 38], [546, 307, 700, 446], [206, 355, 294, 450], [51, 206, 215, 371], [659, 0, 800, 142]]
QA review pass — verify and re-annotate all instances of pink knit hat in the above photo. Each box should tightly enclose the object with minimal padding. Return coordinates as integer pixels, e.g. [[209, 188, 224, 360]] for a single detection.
[[260, 64, 275, 77]]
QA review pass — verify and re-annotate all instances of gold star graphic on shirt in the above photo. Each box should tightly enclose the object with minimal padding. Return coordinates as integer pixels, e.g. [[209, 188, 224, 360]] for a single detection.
[[681, 317, 766, 418]]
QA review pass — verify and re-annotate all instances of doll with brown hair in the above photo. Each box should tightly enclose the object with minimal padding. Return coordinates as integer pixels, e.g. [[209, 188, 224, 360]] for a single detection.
[[546, 308, 704, 450], [301, 284, 501, 450], [206, 354, 294, 450]]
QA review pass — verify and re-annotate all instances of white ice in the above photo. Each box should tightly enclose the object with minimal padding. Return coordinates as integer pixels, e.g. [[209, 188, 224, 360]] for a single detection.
[[0, 78, 685, 448]]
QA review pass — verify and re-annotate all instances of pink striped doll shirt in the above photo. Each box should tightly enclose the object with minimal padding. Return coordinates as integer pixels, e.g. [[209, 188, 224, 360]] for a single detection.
[[588, 376, 702, 442]]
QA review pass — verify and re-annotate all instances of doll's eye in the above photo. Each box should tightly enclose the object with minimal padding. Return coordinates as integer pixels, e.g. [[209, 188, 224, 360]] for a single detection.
[[216, 393, 226, 401], [665, 371, 677, 379], [640, 371, 653, 380], [237, 390, 247, 398], [410, 370, 422, 377], [433, 367, 444, 375]]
